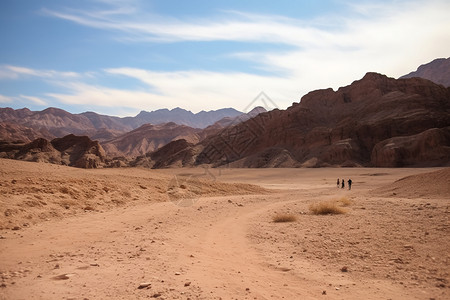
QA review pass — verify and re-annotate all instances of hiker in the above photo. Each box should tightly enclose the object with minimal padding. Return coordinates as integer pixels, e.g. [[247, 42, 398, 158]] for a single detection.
[[341, 179, 345, 189], [348, 179, 352, 190], [337, 178, 340, 188]]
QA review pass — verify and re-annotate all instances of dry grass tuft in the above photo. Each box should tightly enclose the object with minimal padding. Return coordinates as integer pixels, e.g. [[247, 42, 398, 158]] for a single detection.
[[272, 213, 297, 223], [338, 196, 352, 207], [309, 201, 346, 215]]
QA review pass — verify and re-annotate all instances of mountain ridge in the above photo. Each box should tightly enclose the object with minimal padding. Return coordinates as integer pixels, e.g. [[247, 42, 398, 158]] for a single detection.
[[146, 72, 450, 168], [400, 57, 450, 87], [0, 106, 244, 143]]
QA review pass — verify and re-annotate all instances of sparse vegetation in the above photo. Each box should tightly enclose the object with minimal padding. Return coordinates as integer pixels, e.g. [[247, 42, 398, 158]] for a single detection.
[[338, 196, 352, 207], [309, 197, 353, 215], [309, 201, 346, 215], [272, 213, 297, 223]]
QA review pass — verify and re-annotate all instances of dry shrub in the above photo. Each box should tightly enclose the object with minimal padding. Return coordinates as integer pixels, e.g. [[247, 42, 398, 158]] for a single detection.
[[309, 201, 346, 215], [273, 213, 297, 223], [338, 196, 352, 207]]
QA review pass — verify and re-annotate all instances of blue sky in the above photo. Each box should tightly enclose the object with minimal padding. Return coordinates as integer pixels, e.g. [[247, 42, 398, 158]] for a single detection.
[[0, 0, 449, 116]]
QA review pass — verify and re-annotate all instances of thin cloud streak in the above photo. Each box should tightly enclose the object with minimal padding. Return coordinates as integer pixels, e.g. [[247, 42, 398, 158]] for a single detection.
[[42, 0, 450, 79], [19, 95, 48, 106], [0, 65, 80, 80], [42, 7, 337, 45], [0, 94, 13, 104]]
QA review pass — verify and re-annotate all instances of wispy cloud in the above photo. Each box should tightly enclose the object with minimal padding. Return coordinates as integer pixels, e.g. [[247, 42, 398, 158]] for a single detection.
[[0, 65, 80, 80], [19, 95, 48, 106], [42, 0, 450, 79], [0, 94, 13, 103], [4, 0, 450, 115], [42, 7, 334, 45], [41, 1, 450, 49]]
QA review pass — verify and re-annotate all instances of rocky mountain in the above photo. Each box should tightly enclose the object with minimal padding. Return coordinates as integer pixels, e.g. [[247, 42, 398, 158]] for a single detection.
[[147, 72, 450, 168], [200, 106, 267, 138], [0, 107, 243, 144], [102, 122, 204, 157], [123, 107, 242, 129], [101, 107, 267, 158], [0, 134, 106, 168], [400, 57, 450, 87], [0, 122, 54, 143], [0, 107, 122, 140], [131, 139, 200, 169]]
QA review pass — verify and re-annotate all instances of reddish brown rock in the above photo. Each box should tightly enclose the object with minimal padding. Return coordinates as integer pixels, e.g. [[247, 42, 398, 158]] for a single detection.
[[0, 134, 106, 168], [371, 127, 450, 167], [132, 139, 199, 168], [102, 122, 203, 157], [51, 134, 106, 168], [194, 73, 450, 168], [400, 57, 450, 87], [0, 121, 54, 143]]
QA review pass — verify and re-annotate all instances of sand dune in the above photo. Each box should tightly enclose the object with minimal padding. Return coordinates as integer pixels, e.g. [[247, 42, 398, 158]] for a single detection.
[[0, 159, 267, 230], [0, 160, 449, 299], [373, 167, 450, 198]]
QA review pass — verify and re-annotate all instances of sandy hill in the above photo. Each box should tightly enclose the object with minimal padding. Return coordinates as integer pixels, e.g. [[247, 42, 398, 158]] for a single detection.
[[373, 167, 450, 199], [0, 158, 267, 230]]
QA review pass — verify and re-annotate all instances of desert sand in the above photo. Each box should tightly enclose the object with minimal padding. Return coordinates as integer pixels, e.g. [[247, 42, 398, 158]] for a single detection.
[[0, 159, 449, 299]]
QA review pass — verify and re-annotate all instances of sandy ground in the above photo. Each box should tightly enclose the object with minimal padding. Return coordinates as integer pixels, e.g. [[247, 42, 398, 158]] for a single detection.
[[0, 159, 449, 299]]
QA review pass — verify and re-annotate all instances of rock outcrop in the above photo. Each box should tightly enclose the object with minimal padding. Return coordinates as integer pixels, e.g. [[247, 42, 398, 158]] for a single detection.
[[101, 123, 204, 157], [0, 134, 106, 168], [139, 139, 199, 169], [152, 72, 450, 168], [371, 127, 450, 167]]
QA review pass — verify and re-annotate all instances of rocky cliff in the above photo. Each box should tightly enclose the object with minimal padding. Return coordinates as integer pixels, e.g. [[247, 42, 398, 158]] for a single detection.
[[150, 72, 450, 168], [0, 134, 106, 168], [101, 122, 204, 157]]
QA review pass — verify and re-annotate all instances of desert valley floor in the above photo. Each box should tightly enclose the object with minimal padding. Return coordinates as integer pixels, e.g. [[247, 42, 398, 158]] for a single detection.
[[0, 159, 449, 299]]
